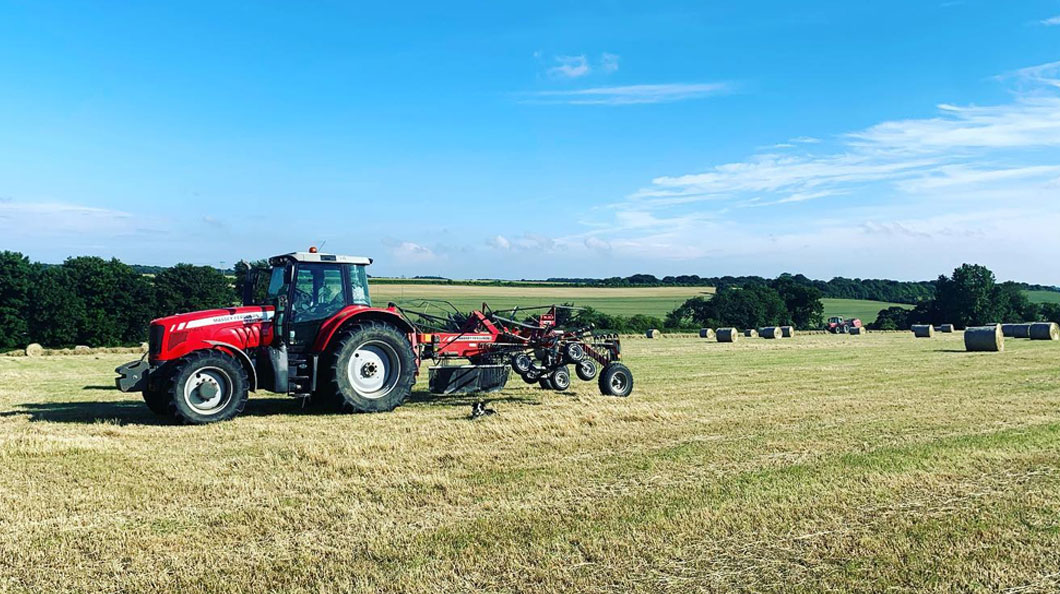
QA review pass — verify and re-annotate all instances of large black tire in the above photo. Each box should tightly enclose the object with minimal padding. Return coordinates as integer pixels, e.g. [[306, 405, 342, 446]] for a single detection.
[[575, 359, 597, 382], [331, 321, 416, 413], [539, 376, 554, 390], [598, 362, 634, 397], [167, 350, 249, 424], [142, 387, 173, 416]]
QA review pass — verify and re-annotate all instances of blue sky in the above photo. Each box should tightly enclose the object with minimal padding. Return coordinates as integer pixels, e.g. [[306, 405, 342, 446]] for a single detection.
[[1, 1, 1059, 282]]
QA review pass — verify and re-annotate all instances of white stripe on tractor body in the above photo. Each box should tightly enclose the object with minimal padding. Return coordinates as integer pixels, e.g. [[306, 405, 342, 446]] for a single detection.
[[183, 310, 275, 330]]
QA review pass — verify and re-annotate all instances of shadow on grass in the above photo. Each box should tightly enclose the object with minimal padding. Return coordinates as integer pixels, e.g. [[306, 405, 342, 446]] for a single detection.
[[1, 389, 547, 425]]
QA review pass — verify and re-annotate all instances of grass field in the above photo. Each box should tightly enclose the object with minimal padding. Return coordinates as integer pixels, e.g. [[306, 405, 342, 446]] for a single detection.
[[1025, 290, 1060, 304], [371, 283, 907, 323], [2, 333, 1060, 592]]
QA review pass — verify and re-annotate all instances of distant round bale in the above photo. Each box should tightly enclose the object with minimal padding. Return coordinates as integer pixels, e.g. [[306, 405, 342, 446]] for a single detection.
[[698, 328, 715, 339], [911, 325, 934, 338], [965, 324, 1003, 352], [937, 324, 955, 333], [849, 327, 864, 335], [646, 329, 660, 339], [1001, 324, 1032, 338], [25, 343, 43, 357], [744, 329, 758, 338], [780, 326, 795, 338], [73, 345, 91, 353], [1029, 322, 1060, 341], [760, 327, 781, 339], [716, 328, 739, 343], [139, 342, 149, 352]]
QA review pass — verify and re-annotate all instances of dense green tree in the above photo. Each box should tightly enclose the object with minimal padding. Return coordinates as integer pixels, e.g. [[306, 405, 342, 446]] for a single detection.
[[28, 266, 85, 347], [994, 281, 1038, 323], [61, 257, 155, 345], [934, 264, 1000, 327], [0, 251, 33, 348], [666, 285, 788, 329], [871, 306, 914, 330], [771, 275, 825, 329], [1039, 303, 1060, 323], [154, 264, 236, 316]]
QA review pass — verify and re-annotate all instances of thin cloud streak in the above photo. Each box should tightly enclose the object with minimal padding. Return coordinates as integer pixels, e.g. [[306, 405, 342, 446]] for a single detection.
[[523, 82, 733, 105]]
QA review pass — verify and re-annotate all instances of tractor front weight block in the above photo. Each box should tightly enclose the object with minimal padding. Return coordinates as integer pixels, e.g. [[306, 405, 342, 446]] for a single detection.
[[115, 359, 150, 393], [428, 365, 510, 395]]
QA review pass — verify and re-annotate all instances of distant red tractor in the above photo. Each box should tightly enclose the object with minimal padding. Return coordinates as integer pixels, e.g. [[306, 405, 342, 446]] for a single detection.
[[115, 250, 633, 424], [825, 316, 863, 334]]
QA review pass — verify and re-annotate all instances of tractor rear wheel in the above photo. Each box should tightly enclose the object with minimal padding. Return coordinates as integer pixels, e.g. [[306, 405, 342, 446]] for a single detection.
[[598, 362, 633, 397], [167, 350, 249, 424], [332, 321, 416, 413]]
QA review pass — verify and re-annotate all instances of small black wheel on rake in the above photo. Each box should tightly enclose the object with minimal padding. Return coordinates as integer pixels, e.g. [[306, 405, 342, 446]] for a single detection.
[[511, 352, 533, 374], [563, 342, 586, 363], [575, 359, 597, 381], [549, 366, 571, 391]]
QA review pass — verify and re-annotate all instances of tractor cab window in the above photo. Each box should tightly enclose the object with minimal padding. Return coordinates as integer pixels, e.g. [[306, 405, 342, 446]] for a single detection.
[[266, 266, 288, 302], [292, 264, 346, 322], [348, 265, 371, 306]]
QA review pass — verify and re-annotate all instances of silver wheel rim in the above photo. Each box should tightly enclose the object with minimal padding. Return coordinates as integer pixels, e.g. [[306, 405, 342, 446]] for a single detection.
[[609, 371, 627, 393], [183, 366, 233, 415], [348, 341, 400, 399]]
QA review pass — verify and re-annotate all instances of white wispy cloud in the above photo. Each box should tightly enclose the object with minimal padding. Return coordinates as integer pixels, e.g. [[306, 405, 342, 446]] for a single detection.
[[387, 241, 437, 263], [601, 53, 620, 73], [548, 55, 590, 79], [554, 59, 1060, 281], [525, 82, 732, 105], [1041, 15, 1060, 26]]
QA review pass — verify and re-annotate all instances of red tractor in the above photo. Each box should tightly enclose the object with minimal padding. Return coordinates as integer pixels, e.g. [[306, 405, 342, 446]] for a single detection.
[[115, 250, 633, 424], [825, 316, 863, 334]]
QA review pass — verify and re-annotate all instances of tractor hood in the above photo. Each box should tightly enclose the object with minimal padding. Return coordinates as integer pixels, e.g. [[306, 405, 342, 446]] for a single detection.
[[149, 306, 276, 362], [153, 306, 275, 332]]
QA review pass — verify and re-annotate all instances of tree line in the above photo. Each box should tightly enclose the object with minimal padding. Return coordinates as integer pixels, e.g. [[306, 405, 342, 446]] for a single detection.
[[0, 251, 235, 350], [871, 264, 1060, 330]]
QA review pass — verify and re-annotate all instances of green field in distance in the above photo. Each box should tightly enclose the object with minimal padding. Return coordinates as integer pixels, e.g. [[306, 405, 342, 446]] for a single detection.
[[370, 283, 909, 324]]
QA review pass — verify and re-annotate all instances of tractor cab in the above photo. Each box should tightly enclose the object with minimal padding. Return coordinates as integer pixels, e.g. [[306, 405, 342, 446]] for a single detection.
[[827, 316, 844, 325], [249, 251, 374, 353]]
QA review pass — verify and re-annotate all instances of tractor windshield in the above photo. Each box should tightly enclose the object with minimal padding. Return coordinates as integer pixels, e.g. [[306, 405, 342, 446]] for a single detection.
[[266, 266, 287, 301]]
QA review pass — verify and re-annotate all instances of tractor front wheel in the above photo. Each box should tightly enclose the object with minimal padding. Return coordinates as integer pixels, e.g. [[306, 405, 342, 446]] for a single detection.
[[332, 321, 417, 413], [167, 351, 249, 424], [142, 387, 172, 416]]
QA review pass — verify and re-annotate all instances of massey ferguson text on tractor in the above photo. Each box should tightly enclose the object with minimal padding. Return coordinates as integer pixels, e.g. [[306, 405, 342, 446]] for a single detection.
[[115, 250, 633, 424]]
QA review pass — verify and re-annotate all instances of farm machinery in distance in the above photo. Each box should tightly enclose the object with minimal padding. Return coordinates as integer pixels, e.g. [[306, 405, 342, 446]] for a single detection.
[[115, 249, 632, 424], [825, 316, 863, 334]]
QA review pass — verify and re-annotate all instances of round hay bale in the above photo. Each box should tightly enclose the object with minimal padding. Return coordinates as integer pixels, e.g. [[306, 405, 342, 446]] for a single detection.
[[1001, 324, 1032, 338], [698, 328, 715, 339], [780, 326, 795, 338], [911, 325, 934, 338], [139, 342, 149, 352], [760, 327, 781, 339], [743, 329, 758, 338], [965, 324, 1003, 352], [73, 345, 91, 353], [645, 329, 660, 339], [849, 327, 863, 335], [716, 328, 739, 343], [1029, 322, 1060, 341], [937, 324, 955, 333], [25, 343, 43, 357]]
